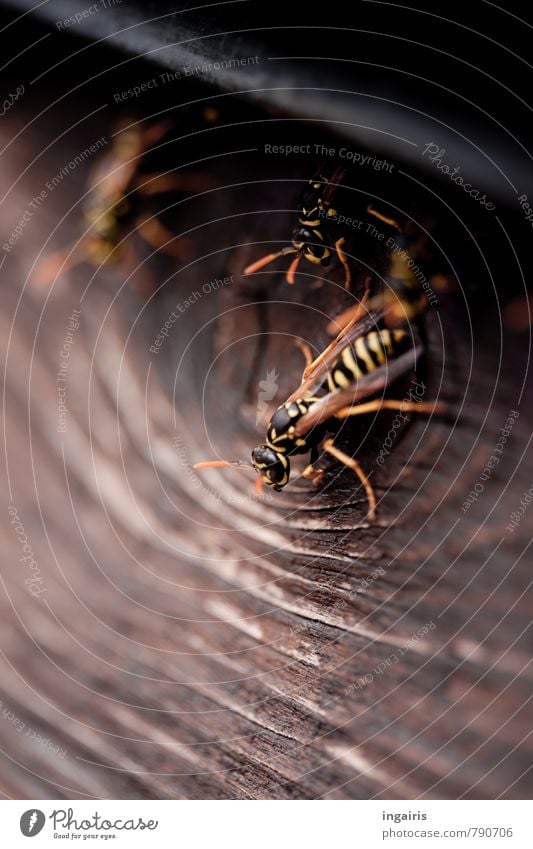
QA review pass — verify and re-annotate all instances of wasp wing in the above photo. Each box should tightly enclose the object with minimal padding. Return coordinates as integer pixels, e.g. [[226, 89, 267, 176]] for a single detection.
[[286, 305, 385, 402], [301, 166, 346, 209], [321, 166, 347, 206], [294, 345, 423, 434]]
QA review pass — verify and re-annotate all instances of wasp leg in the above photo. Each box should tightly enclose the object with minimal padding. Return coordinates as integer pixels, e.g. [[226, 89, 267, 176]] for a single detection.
[[335, 399, 448, 419], [135, 171, 215, 196], [302, 313, 361, 379], [325, 277, 372, 339], [302, 286, 371, 380], [334, 237, 352, 290], [136, 216, 193, 259], [302, 465, 325, 486], [302, 446, 324, 486], [333, 287, 425, 332], [295, 338, 315, 379], [367, 204, 401, 231], [322, 437, 377, 520]]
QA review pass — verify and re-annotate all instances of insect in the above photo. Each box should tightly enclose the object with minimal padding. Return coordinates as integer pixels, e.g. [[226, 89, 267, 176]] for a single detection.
[[194, 293, 445, 520], [32, 120, 209, 292], [325, 220, 438, 338], [243, 168, 354, 287], [243, 168, 403, 292]]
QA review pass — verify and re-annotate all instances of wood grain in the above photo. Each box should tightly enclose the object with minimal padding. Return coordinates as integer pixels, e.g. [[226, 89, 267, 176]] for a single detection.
[[0, 83, 531, 801]]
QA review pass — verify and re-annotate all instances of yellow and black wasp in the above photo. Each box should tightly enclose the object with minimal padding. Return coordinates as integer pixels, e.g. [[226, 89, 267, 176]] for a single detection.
[[243, 168, 353, 287], [33, 119, 210, 292], [195, 287, 446, 520], [243, 166, 403, 291]]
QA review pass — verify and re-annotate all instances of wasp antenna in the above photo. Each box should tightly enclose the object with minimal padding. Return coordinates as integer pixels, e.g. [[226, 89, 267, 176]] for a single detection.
[[193, 459, 255, 471], [243, 247, 297, 276]]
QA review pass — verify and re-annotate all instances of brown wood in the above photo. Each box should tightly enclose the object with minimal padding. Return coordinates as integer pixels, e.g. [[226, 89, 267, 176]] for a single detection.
[[0, 83, 531, 802]]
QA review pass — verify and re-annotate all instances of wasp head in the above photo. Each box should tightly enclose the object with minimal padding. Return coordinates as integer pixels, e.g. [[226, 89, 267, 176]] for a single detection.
[[251, 444, 290, 490], [291, 226, 331, 265]]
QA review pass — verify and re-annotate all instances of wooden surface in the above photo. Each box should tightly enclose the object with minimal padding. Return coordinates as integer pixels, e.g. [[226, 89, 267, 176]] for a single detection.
[[0, 12, 532, 801]]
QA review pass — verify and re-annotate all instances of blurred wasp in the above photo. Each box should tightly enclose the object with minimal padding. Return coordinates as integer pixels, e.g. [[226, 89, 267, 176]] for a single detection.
[[195, 285, 446, 520], [33, 120, 210, 292], [325, 221, 447, 339], [243, 167, 403, 291]]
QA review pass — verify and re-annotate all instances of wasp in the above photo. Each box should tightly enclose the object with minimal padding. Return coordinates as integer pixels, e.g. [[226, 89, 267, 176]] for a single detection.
[[33, 120, 210, 292], [243, 167, 403, 291], [243, 168, 355, 287], [194, 289, 446, 520]]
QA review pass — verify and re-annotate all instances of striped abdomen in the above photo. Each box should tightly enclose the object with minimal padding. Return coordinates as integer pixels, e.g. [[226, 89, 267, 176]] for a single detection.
[[326, 329, 410, 393]]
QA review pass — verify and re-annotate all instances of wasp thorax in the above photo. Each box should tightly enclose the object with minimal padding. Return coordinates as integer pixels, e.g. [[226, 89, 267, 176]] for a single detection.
[[251, 445, 290, 490], [266, 400, 317, 456]]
